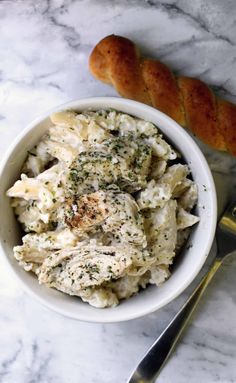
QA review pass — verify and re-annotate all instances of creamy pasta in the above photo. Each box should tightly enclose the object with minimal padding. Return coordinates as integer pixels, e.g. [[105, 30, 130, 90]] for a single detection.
[[7, 110, 199, 308]]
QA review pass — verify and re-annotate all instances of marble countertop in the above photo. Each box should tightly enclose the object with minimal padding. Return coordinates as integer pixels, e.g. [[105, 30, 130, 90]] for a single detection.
[[0, 1, 236, 382]]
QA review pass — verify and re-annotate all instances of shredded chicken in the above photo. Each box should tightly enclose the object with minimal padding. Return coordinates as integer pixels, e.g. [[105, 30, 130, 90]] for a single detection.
[[38, 243, 134, 292]]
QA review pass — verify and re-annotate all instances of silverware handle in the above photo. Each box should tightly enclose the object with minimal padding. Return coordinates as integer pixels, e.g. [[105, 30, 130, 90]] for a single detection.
[[128, 259, 222, 383]]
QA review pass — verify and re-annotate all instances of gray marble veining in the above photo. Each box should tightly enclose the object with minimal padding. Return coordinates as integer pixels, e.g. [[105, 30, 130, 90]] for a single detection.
[[0, 1, 236, 382]]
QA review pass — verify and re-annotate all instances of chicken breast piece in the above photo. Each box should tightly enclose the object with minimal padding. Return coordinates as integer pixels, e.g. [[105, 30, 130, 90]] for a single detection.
[[14, 228, 80, 272], [65, 191, 147, 247], [67, 151, 132, 194], [67, 136, 152, 195], [64, 191, 110, 232], [102, 192, 147, 247], [38, 243, 133, 294], [99, 136, 152, 179]]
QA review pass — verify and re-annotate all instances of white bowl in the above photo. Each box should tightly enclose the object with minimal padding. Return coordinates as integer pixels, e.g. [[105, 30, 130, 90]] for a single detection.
[[0, 97, 217, 322]]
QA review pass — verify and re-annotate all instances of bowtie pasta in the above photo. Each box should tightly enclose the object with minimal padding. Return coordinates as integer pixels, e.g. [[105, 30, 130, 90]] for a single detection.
[[7, 110, 199, 308]]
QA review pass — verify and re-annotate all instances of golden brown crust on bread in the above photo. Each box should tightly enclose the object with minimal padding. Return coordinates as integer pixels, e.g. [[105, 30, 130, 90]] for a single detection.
[[89, 35, 151, 104], [89, 34, 236, 155], [142, 60, 185, 125], [178, 77, 226, 151], [217, 99, 236, 155]]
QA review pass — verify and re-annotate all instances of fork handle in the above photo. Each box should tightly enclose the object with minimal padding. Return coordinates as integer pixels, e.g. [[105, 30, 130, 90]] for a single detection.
[[127, 259, 222, 383]]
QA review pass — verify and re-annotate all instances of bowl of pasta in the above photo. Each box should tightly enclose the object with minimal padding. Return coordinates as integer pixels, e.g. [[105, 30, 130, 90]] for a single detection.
[[0, 97, 217, 322]]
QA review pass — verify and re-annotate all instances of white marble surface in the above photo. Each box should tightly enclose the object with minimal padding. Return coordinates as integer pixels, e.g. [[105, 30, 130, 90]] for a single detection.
[[0, 1, 236, 382]]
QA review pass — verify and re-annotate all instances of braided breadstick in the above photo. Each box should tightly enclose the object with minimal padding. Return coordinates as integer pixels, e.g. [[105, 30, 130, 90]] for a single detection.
[[89, 35, 236, 155]]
